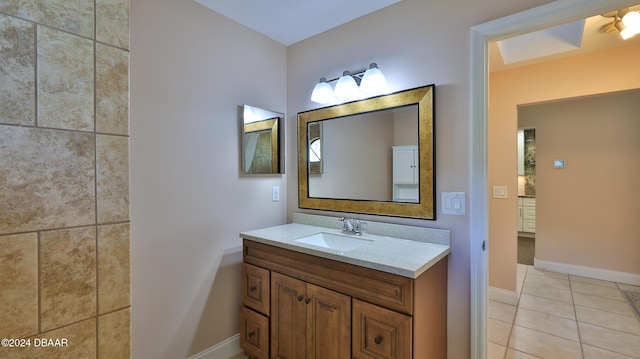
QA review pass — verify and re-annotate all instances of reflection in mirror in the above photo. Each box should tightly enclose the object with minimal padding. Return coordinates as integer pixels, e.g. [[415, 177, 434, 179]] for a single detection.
[[307, 105, 418, 202], [242, 105, 284, 174], [308, 122, 322, 174], [298, 85, 435, 219]]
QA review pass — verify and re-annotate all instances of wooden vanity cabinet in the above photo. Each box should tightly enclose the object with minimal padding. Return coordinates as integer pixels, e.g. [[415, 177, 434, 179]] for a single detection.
[[241, 239, 448, 359]]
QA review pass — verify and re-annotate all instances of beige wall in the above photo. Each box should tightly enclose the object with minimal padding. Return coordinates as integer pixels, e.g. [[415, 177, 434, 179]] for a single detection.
[[489, 43, 640, 291], [129, 0, 287, 357], [286, 1, 551, 357], [0, 0, 130, 357], [519, 90, 640, 274]]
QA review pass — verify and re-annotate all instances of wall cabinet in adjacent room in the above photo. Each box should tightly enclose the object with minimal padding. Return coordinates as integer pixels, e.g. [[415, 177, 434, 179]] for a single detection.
[[518, 197, 536, 234], [392, 145, 419, 202]]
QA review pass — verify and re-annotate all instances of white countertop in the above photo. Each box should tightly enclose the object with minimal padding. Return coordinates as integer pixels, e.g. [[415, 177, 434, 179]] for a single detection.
[[240, 222, 451, 279]]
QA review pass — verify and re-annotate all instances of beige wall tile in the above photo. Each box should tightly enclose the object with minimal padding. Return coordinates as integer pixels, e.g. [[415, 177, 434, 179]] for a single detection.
[[40, 227, 96, 331], [0, 126, 95, 235], [97, 135, 130, 223], [96, 44, 129, 135], [0, 233, 38, 338], [98, 308, 130, 359], [96, 0, 129, 49], [0, 0, 94, 38], [3, 318, 97, 359], [0, 15, 35, 126], [37, 26, 94, 131], [98, 223, 130, 313]]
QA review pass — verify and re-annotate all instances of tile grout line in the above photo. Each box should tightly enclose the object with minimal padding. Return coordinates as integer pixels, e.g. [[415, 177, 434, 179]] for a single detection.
[[569, 275, 585, 358], [37, 231, 42, 336], [93, 2, 99, 357], [33, 23, 38, 127], [501, 265, 527, 359]]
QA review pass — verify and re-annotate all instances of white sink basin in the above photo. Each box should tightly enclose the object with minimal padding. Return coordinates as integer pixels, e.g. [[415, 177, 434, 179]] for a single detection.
[[293, 232, 373, 252]]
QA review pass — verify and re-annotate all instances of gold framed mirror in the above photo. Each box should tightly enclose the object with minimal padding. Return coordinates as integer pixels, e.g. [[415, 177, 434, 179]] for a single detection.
[[242, 104, 284, 174], [298, 85, 435, 219]]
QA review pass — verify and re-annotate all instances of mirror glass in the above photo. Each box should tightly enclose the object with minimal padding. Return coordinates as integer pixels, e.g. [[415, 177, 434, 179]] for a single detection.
[[242, 105, 284, 174], [298, 85, 435, 219]]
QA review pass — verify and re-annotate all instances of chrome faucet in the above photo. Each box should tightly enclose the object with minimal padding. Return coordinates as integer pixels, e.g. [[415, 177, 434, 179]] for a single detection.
[[338, 217, 367, 235]]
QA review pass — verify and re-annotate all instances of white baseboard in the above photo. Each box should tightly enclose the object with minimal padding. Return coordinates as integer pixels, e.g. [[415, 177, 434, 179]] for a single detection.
[[489, 286, 519, 305], [188, 334, 244, 359], [534, 259, 640, 286]]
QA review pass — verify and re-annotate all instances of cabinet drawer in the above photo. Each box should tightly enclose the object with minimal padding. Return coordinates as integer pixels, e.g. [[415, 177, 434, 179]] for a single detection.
[[353, 299, 412, 359], [240, 306, 269, 359], [242, 263, 270, 315], [522, 198, 536, 207], [522, 219, 536, 233], [522, 206, 536, 220]]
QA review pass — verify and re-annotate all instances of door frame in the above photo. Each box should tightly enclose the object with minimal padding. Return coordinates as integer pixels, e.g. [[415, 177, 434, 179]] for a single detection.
[[469, 0, 639, 357]]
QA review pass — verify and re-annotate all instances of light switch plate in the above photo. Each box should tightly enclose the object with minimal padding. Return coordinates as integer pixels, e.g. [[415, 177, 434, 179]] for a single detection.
[[442, 192, 465, 215], [493, 185, 508, 199], [272, 186, 280, 202]]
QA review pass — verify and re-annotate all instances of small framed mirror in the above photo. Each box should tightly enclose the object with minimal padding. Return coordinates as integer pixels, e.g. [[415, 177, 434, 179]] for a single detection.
[[242, 105, 284, 174]]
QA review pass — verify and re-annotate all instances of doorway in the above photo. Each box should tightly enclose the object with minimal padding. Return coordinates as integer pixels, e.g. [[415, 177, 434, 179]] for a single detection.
[[469, 1, 639, 358]]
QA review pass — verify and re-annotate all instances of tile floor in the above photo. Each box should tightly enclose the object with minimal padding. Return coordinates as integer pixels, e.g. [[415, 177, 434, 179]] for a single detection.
[[489, 264, 640, 359]]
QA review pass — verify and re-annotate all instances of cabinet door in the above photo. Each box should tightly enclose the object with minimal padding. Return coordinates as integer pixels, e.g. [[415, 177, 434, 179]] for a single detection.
[[271, 272, 306, 359], [306, 284, 351, 359], [352, 299, 412, 359], [393, 147, 417, 184]]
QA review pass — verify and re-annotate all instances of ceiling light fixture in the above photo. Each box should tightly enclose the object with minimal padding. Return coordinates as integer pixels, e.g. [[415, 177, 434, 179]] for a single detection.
[[602, 7, 640, 40], [310, 63, 388, 104]]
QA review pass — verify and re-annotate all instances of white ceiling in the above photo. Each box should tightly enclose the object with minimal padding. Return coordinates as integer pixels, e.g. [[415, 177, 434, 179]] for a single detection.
[[490, 11, 640, 71], [194, 1, 640, 70], [194, 0, 402, 46]]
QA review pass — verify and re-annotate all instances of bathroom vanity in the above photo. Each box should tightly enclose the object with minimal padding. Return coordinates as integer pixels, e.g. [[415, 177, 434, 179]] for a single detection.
[[239, 214, 451, 359]]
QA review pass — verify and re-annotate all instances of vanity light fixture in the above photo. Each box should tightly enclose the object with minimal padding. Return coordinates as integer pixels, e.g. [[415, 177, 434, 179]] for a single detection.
[[310, 63, 388, 104], [310, 78, 335, 104], [621, 11, 640, 39], [602, 8, 640, 40]]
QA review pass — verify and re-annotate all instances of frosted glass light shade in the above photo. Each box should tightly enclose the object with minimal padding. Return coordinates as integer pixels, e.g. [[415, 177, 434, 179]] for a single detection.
[[620, 27, 636, 40], [360, 63, 388, 95], [334, 71, 360, 100], [311, 78, 335, 104], [622, 11, 640, 32]]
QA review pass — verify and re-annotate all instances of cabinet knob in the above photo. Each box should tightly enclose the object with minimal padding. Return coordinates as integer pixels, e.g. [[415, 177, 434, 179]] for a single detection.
[[374, 336, 383, 345], [248, 331, 255, 338], [305, 298, 311, 304], [297, 295, 304, 301], [249, 285, 257, 292]]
